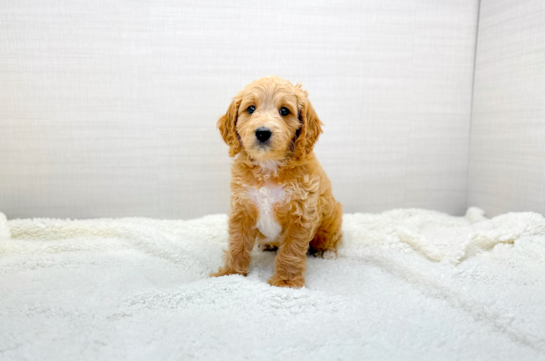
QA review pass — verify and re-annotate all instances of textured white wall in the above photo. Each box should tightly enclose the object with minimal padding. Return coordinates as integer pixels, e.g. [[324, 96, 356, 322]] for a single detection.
[[0, 0, 479, 219], [468, 0, 545, 216]]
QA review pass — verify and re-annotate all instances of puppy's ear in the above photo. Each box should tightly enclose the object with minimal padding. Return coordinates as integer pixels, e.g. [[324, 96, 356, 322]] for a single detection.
[[217, 96, 242, 157], [293, 88, 323, 160]]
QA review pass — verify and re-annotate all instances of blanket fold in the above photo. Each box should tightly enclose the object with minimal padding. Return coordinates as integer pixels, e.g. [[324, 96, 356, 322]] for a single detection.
[[1, 208, 544, 360]]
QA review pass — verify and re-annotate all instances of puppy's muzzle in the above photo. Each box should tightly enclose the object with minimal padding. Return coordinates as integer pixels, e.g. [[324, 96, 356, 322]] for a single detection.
[[255, 127, 272, 143]]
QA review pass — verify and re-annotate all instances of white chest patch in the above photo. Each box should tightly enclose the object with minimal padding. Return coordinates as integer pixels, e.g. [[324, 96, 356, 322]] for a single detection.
[[247, 183, 286, 240]]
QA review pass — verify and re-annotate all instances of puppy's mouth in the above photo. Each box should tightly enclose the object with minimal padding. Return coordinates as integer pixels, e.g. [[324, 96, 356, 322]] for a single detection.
[[255, 140, 271, 150]]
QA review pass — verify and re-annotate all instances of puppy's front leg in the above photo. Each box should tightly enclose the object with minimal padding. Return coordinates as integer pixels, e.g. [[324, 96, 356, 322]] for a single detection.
[[268, 215, 311, 288], [210, 202, 258, 277]]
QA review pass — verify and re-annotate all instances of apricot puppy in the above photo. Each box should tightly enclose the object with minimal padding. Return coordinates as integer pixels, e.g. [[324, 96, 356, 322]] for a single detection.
[[210, 76, 342, 288]]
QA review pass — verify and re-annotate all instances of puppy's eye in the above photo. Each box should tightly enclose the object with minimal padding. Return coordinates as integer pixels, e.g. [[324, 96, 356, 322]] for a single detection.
[[247, 105, 256, 114], [279, 107, 290, 116]]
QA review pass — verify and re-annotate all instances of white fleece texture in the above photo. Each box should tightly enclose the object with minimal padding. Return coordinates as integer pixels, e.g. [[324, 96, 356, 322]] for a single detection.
[[1, 208, 545, 360]]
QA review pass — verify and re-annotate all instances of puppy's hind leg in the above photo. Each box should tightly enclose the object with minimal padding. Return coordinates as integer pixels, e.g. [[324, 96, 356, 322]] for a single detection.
[[258, 243, 278, 252], [256, 232, 279, 252], [309, 200, 342, 259]]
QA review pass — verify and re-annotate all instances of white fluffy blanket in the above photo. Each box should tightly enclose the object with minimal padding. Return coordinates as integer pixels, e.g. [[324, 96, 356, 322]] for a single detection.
[[1, 208, 545, 360]]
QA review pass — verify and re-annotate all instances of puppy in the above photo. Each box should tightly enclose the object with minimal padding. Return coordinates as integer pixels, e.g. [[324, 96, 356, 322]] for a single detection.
[[210, 76, 342, 288]]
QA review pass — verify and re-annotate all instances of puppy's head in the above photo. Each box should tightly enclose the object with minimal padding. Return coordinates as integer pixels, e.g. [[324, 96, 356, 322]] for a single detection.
[[217, 76, 323, 162]]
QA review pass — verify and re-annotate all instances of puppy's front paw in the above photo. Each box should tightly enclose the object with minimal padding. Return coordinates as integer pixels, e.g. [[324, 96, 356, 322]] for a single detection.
[[210, 267, 247, 278], [268, 274, 305, 288]]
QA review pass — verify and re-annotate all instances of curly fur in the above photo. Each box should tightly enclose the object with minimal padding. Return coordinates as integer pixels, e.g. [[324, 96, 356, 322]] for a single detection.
[[211, 76, 343, 288]]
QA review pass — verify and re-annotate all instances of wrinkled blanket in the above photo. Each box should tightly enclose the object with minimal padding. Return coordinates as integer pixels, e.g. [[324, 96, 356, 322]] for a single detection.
[[1, 208, 544, 360]]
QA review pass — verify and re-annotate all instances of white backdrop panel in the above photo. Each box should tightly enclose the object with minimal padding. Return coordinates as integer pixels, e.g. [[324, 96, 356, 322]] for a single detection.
[[468, 0, 545, 216], [0, 0, 479, 219]]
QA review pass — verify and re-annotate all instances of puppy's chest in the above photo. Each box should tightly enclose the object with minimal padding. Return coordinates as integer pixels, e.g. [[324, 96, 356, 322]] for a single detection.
[[247, 183, 288, 240]]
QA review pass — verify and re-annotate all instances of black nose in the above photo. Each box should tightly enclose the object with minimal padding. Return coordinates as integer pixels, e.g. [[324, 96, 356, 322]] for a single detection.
[[255, 127, 272, 143]]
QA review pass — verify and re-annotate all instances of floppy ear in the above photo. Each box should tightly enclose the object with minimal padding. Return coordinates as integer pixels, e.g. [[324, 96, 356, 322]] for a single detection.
[[217, 96, 242, 157], [292, 92, 323, 160]]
